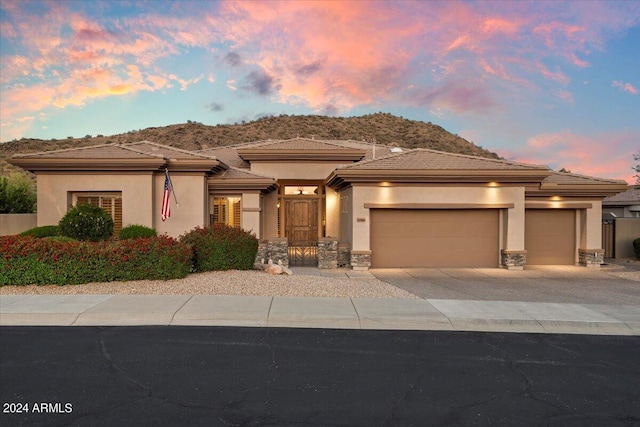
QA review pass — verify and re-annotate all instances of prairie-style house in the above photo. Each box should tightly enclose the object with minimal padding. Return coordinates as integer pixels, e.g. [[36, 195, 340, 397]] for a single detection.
[[10, 138, 627, 270]]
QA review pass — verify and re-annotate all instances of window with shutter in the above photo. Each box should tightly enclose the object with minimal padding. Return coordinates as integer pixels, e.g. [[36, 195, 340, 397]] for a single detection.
[[72, 192, 123, 235], [211, 196, 241, 228]]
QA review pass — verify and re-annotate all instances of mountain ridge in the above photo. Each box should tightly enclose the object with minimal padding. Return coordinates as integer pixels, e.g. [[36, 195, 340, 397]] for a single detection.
[[1, 113, 500, 175]]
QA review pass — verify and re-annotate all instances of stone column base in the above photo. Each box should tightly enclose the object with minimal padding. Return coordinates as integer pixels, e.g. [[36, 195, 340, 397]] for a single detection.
[[579, 248, 604, 268], [350, 250, 371, 271], [338, 244, 351, 268], [318, 238, 338, 269], [501, 250, 527, 270], [254, 238, 289, 268]]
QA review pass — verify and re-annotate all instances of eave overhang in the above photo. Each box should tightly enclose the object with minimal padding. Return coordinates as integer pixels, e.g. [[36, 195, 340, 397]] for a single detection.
[[528, 182, 630, 198], [208, 177, 278, 193], [165, 158, 225, 173], [237, 148, 365, 162], [326, 169, 554, 190], [9, 156, 224, 174], [8, 157, 168, 172]]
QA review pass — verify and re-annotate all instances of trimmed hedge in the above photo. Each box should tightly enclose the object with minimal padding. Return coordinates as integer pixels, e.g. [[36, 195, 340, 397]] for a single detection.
[[59, 203, 114, 241], [180, 225, 258, 271], [0, 235, 191, 285], [634, 238, 640, 259], [20, 225, 61, 238], [119, 224, 157, 240]]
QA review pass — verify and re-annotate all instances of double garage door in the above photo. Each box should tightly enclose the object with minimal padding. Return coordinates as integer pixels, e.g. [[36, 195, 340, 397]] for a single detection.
[[370, 208, 577, 268], [370, 209, 499, 268]]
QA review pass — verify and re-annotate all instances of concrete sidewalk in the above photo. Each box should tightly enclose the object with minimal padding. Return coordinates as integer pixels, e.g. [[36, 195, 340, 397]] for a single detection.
[[1, 294, 638, 335]]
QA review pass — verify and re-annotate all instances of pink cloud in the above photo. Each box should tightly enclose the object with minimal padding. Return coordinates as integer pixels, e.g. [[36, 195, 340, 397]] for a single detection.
[[496, 130, 639, 184], [1, 0, 638, 139], [612, 80, 639, 95]]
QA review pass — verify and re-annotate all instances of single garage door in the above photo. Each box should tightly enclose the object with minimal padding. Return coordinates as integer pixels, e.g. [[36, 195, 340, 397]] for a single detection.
[[525, 209, 575, 265], [370, 209, 499, 268]]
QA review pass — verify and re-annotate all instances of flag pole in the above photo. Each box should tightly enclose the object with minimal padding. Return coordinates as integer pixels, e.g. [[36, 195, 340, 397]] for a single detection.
[[166, 168, 179, 207]]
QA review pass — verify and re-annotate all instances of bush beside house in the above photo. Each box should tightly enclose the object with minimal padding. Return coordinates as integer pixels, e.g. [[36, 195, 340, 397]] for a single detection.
[[20, 225, 61, 238], [0, 235, 191, 285], [119, 224, 157, 240], [634, 238, 640, 259], [180, 225, 259, 272], [58, 203, 114, 242]]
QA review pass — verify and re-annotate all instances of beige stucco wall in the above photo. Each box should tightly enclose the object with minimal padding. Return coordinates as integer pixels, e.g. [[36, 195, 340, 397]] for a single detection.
[[579, 202, 603, 250], [0, 214, 37, 236], [154, 173, 207, 238], [241, 192, 261, 237], [35, 172, 154, 228], [262, 191, 279, 239], [339, 187, 354, 246], [349, 185, 526, 252], [250, 162, 343, 180], [325, 187, 340, 238]]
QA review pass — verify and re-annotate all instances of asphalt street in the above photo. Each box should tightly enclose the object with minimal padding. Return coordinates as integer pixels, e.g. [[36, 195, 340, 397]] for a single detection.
[[1, 327, 639, 427]]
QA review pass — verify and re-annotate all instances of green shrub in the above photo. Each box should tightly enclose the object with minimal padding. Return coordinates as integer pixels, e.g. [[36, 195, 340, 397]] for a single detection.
[[634, 238, 640, 259], [0, 235, 191, 285], [0, 173, 36, 214], [180, 225, 258, 271], [119, 224, 157, 240], [59, 203, 114, 241], [20, 225, 61, 238], [43, 236, 77, 243]]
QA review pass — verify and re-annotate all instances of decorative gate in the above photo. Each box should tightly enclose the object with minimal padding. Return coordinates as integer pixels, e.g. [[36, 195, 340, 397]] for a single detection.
[[602, 221, 614, 258], [288, 241, 318, 266]]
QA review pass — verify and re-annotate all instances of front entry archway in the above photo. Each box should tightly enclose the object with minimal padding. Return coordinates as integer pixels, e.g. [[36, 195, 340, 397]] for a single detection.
[[279, 182, 325, 266]]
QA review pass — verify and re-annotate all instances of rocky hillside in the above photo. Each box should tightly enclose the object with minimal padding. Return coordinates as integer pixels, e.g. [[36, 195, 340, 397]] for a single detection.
[[0, 113, 499, 176]]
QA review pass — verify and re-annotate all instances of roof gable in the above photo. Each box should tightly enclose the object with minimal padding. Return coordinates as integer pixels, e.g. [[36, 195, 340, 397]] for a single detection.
[[337, 148, 549, 171], [237, 137, 366, 162], [9, 142, 223, 173]]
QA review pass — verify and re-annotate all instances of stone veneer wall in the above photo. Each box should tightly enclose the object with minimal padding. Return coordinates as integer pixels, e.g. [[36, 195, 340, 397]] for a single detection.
[[317, 238, 338, 269], [253, 238, 289, 268], [579, 248, 604, 268], [338, 244, 351, 268], [501, 250, 527, 270], [350, 250, 371, 270]]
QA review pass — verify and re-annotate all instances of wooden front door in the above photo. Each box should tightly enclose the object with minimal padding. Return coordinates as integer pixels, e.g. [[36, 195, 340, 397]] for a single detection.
[[285, 198, 318, 242]]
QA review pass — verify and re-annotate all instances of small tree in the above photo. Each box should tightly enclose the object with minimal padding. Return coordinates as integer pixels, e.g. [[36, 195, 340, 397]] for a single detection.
[[633, 152, 639, 186], [59, 203, 114, 241], [0, 173, 37, 214]]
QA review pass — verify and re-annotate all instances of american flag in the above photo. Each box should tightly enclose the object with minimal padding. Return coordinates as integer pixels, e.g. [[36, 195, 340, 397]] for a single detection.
[[161, 169, 172, 221]]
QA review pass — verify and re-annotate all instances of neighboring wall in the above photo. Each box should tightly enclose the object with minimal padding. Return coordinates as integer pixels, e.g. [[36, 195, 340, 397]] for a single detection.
[[0, 214, 37, 236], [615, 218, 640, 259]]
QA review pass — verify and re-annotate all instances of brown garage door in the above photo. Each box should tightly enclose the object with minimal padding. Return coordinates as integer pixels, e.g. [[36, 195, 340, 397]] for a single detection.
[[370, 209, 499, 268], [525, 209, 575, 265]]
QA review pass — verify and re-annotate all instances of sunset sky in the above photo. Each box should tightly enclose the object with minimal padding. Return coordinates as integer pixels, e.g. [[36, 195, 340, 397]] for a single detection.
[[1, 0, 638, 183]]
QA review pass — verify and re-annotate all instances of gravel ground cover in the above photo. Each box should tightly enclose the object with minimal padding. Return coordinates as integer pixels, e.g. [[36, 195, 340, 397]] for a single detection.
[[0, 269, 418, 299]]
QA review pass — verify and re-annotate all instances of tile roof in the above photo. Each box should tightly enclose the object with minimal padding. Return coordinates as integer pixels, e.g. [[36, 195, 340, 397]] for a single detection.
[[12, 144, 163, 160], [127, 141, 217, 160], [199, 146, 250, 168], [543, 171, 628, 186], [337, 148, 549, 171], [12, 141, 219, 161], [603, 187, 640, 204], [210, 167, 275, 180]]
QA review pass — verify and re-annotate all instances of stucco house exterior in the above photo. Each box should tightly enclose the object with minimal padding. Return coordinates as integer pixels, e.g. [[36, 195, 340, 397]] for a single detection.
[[9, 138, 627, 270]]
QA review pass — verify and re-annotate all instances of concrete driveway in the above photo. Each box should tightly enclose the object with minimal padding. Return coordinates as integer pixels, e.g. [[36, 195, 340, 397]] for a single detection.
[[371, 265, 640, 305]]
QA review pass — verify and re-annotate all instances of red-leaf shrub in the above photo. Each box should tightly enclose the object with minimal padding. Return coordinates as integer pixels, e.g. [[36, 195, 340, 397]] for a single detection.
[[180, 225, 258, 271], [0, 235, 191, 285]]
